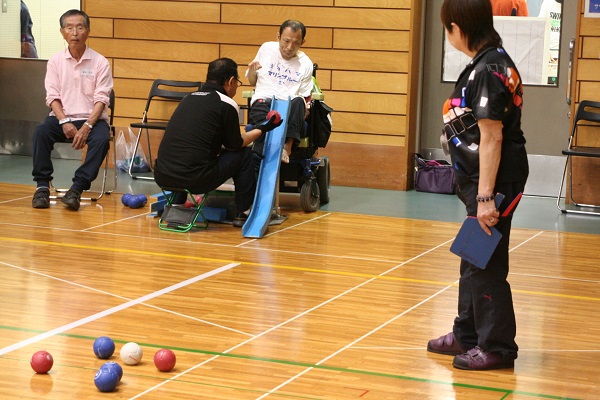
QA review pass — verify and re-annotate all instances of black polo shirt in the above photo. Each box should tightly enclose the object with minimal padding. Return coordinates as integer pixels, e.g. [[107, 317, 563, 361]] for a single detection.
[[154, 82, 243, 185]]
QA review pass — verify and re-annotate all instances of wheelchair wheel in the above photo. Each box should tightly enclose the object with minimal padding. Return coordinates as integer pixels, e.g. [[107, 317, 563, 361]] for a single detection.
[[300, 178, 320, 212], [316, 155, 330, 205]]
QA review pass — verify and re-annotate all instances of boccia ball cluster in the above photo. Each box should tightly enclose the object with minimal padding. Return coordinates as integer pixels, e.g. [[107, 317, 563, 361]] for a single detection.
[[30, 336, 177, 393], [121, 193, 148, 209], [30, 350, 53, 374]]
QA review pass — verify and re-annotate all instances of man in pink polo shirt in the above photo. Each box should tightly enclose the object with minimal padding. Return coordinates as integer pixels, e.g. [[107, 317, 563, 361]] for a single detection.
[[31, 9, 113, 211]]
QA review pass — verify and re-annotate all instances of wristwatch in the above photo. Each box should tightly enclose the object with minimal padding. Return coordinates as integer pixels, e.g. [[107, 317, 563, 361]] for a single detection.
[[58, 118, 72, 125], [84, 121, 94, 129]]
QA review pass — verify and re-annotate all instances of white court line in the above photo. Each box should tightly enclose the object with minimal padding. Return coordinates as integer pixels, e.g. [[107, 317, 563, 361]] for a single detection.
[[0, 261, 254, 337], [0, 211, 148, 233], [0, 262, 240, 356], [81, 212, 150, 231], [255, 285, 457, 400], [255, 229, 547, 398], [130, 237, 456, 399], [0, 195, 32, 204], [0, 224, 406, 265], [234, 212, 332, 247]]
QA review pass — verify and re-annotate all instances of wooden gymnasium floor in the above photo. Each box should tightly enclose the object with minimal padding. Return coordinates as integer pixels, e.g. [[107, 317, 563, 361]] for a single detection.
[[0, 171, 599, 398]]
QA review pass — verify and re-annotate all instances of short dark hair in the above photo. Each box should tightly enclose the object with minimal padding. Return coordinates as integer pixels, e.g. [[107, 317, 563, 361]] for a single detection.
[[440, 0, 501, 52], [206, 58, 239, 86], [60, 9, 90, 30], [279, 20, 306, 40]]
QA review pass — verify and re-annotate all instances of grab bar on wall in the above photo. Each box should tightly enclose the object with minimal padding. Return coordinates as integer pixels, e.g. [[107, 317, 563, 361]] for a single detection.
[[566, 38, 575, 106]]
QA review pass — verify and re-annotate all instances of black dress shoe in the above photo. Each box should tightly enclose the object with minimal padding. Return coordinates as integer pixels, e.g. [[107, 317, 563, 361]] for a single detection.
[[453, 346, 515, 370], [61, 189, 81, 211], [232, 212, 248, 228], [32, 187, 50, 209]]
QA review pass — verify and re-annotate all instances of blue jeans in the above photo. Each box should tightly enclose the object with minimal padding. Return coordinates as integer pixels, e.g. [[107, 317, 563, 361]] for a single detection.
[[32, 116, 110, 192]]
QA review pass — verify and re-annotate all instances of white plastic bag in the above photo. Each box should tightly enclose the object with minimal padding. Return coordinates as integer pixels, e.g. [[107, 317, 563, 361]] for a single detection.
[[115, 128, 149, 172]]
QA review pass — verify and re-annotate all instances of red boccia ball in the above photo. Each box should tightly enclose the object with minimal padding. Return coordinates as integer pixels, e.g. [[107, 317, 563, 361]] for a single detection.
[[31, 350, 54, 374], [154, 349, 176, 372], [266, 110, 281, 124]]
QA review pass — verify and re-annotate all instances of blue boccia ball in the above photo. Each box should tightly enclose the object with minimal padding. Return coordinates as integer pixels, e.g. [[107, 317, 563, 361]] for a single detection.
[[127, 194, 147, 209], [136, 194, 148, 207], [93, 336, 115, 359], [121, 193, 133, 206], [100, 361, 123, 382], [94, 367, 119, 392]]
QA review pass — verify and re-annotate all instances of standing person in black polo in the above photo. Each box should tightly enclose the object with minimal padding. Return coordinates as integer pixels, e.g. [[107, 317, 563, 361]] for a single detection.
[[153, 58, 281, 227]]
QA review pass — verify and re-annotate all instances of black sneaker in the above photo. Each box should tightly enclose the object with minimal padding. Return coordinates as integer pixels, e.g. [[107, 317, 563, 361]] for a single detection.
[[61, 189, 81, 211], [232, 212, 248, 228], [32, 187, 50, 209]]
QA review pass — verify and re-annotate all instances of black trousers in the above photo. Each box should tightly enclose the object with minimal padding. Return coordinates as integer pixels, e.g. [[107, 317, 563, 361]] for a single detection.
[[32, 116, 110, 192], [249, 97, 306, 157], [155, 147, 256, 215], [453, 179, 526, 361]]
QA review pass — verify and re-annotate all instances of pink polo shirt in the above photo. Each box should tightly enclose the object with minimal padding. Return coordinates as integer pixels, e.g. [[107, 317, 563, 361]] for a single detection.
[[45, 46, 113, 122]]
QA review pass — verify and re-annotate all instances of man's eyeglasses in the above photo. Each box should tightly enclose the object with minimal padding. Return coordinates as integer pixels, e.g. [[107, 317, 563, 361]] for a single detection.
[[235, 78, 243, 86], [63, 25, 87, 33]]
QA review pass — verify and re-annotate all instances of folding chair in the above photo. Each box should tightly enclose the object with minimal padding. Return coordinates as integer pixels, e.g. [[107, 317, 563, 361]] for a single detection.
[[51, 90, 116, 202], [129, 79, 203, 180], [158, 188, 210, 232], [557, 100, 600, 215]]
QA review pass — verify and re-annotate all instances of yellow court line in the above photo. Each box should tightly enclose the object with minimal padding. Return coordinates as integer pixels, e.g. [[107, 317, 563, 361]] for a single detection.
[[2, 236, 599, 302]]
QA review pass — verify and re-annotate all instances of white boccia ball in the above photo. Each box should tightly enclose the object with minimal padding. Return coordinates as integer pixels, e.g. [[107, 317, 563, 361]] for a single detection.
[[120, 342, 143, 365]]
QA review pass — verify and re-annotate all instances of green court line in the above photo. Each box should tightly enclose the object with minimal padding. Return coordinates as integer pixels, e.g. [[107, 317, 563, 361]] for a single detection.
[[0, 326, 581, 400]]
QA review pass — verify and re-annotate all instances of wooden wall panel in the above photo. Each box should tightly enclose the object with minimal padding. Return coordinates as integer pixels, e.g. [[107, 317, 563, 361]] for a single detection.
[[579, 82, 600, 102], [335, 0, 411, 7], [331, 132, 405, 146], [302, 49, 409, 73], [113, 59, 208, 82], [221, 5, 411, 30], [332, 112, 406, 136], [581, 37, 600, 58], [174, 0, 334, 4], [333, 29, 410, 51], [332, 71, 407, 94], [86, 0, 221, 22], [84, 0, 422, 190], [114, 21, 334, 48], [325, 92, 406, 115], [90, 18, 114, 38], [576, 59, 600, 81], [90, 38, 219, 63], [570, 1, 600, 205]]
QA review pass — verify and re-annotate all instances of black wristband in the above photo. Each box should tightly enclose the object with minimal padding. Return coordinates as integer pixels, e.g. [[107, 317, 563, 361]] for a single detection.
[[476, 194, 495, 202]]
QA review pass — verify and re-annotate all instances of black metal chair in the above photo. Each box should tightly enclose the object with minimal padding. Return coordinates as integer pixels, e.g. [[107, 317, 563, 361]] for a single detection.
[[50, 90, 116, 202], [129, 79, 202, 180], [557, 100, 600, 215]]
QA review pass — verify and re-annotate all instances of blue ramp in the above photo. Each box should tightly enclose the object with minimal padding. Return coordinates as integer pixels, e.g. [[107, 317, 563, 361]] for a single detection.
[[242, 98, 290, 238]]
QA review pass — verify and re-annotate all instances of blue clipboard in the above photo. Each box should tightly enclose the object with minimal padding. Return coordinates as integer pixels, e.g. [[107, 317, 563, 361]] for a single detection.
[[450, 193, 504, 269]]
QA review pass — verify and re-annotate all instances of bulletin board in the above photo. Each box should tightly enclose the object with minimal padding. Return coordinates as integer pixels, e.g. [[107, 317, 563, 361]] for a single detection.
[[442, 17, 552, 85], [585, 0, 600, 18]]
